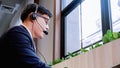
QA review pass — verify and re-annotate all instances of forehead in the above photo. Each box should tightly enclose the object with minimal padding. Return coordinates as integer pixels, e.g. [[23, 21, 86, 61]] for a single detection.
[[37, 13, 50, 19], [42, 14, 50, 19]]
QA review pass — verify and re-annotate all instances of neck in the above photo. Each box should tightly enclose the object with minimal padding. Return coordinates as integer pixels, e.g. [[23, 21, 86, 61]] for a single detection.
[[23, 20, 32, 30], [23, 20, 34, 37]]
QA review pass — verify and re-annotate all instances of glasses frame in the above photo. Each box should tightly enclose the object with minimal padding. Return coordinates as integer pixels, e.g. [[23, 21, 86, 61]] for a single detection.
[[37, 14, 49, 25]]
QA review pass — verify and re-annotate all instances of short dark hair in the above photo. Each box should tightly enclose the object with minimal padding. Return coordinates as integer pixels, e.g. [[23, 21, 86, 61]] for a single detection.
[[20, 3, 52, 22]]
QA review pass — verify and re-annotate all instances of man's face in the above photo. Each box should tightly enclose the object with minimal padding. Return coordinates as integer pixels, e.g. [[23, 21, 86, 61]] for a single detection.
[[33, 14, 50, 39]]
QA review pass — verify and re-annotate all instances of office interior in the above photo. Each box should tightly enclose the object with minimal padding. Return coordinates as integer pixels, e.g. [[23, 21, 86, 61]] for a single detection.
[[0, 0, 120, 68]]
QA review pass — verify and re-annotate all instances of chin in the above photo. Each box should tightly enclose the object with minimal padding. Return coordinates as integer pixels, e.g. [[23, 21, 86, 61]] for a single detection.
[[40, 36, 44, 39], [39, 35, 44, 39]]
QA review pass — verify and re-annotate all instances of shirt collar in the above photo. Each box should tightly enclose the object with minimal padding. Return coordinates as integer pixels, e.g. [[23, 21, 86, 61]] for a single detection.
[[21, 24, 33, 39]]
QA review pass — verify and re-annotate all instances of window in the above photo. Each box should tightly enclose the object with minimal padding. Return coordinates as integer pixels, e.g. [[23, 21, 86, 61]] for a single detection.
[[64, 0, 102, 55], [111, 0, 120, 32], [65, 5, 81, 55], [61, 0, 113, 57]]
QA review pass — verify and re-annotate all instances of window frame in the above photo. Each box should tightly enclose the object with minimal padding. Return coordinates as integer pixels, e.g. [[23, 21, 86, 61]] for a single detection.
[[60, 0, 112, 58]]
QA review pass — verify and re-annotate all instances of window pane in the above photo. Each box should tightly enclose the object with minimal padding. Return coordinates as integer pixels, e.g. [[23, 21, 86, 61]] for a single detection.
[[80, 0, 102, 47], [110, 0, 120, 32], [62, 0, 73, 10], [65, 0, 102, 55], [65, 6, 81, 55]]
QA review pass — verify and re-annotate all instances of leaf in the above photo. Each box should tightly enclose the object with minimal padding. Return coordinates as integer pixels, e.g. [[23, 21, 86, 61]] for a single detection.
[[50, 58, 65, 65], [73, 51, 81, 57], [118, 32, 120, 38], [81, 48, 88, 53], [94, 43, 102, 48], [113, 32, 118, 39], [102, 34, 110, 44], [68, 52, 74, 57], [106, 30, 114, 41]]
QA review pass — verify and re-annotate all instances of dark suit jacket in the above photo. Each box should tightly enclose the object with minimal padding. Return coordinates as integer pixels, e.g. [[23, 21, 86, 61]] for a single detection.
[[0, 25, 51, 68]]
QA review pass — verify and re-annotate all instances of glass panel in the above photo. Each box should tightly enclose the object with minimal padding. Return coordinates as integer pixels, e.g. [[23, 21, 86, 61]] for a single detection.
[[80, 0, 102, 47], [62, 0, 73, 10], [65, 6, 81, 55], [65, 0, 102, 55], [110, 0, 120, 32]]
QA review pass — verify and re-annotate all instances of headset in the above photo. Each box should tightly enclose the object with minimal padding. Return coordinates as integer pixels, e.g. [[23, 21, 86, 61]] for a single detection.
[[30, 4, 38, 20], [30, 4, 48, 35]]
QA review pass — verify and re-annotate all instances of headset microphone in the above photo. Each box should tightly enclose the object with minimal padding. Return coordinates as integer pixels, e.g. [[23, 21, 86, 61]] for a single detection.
[[43, 31, 48, 35]]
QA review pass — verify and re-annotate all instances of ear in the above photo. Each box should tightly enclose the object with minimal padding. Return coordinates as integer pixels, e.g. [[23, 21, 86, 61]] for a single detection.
[[30, 13, 37, 20]]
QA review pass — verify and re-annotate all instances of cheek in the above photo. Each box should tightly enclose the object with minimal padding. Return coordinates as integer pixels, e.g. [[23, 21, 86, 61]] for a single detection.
[[34, 25, 42, 33], [34, 25, 43, 35], [33, 24, 44, 38]]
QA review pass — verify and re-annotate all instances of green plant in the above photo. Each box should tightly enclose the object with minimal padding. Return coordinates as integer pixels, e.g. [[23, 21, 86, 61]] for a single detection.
[[88, 42, 102, 50], [65, 52, 74, 60], [94, 42, 102, 48], [102, 29, 120, 44], [49, 57, 64, 66], [80, 48, 88, 53]]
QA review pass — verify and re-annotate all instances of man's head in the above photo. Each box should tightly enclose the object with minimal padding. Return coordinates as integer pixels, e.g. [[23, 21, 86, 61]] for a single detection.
[[21, 3, 52, 22], [20, 3, 52, 39]]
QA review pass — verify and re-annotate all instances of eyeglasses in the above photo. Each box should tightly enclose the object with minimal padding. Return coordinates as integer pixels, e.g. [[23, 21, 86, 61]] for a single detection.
[[37, 14, 49, 25]]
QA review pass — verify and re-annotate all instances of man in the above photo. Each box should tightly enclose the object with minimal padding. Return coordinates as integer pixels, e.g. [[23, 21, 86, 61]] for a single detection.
[[0, 3, 52, 68]]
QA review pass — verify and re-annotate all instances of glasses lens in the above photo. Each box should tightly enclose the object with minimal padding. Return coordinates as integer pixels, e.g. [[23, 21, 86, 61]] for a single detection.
[[38, 14, 49, 25]]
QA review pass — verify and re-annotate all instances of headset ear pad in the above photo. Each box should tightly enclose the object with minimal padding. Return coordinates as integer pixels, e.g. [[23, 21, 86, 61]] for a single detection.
[[30, 13, 37, 20]]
